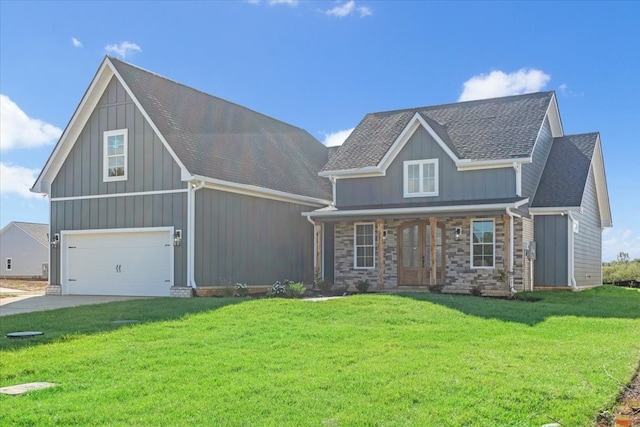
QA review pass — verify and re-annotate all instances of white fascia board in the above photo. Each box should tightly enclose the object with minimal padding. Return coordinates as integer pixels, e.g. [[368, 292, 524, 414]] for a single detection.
[[547, 92, 564, 137], [189, 175, 331, 207], [528, 207, 581, 215], [318, 167, 384, 179], [591, 135, 613, 227], [107, 58, 191, 179], [456, 157, 532, 171], [31, 59, 114, 195], [303, 198, 529, 219]]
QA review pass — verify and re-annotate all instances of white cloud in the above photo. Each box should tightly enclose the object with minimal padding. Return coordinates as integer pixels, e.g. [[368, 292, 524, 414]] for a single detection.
[[322, 127, 354, 147], [246, 0, 298, 5], [458, 68, 551, 102], [324, 1, 372, 18], [603, 228, 640, 261], [105, 41, 141, 59], [71, 37, 83, 48], [0, 163, 41, 199], [0, 94, 62, 151]]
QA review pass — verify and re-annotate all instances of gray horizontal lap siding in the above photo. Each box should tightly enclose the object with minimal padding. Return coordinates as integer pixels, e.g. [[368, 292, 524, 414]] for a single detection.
[[0, 227, 48, 278], [522, 117, 553, 198], [336, 126, 516, 208], [534, 215, 568, 286], [51, 76, 185, 199], [194, 189, 315, 286], [49, 77, 189, 288], [573, 168, 602, 286]]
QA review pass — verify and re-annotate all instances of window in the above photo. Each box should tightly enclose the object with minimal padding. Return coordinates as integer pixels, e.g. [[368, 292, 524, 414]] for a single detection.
[[103, 129, 128, 182], [471, 219, 494, 268], [403, 159, 438, 197], [6, 258, 12, 271], [354, 223, 375, 269]]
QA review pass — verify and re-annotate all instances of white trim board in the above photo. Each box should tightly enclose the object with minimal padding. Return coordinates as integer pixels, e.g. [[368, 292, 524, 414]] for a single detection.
[[50, 188, 189, 202]]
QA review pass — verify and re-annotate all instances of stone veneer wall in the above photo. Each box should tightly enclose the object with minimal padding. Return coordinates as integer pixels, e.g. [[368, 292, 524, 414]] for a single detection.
[[45, 284, 62, 295], [333, 215, 525, 295]]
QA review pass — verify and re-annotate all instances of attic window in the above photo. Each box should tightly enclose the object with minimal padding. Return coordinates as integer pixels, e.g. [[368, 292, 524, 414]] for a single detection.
[[103, 129, 128, 182], [403, 159, 439, 198]]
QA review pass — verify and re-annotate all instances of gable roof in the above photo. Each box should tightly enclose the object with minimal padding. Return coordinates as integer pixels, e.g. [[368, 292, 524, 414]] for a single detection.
[[531, 133, 612, 227], [0, 222, 49, 247], [323, 91, 555, 173], [32, 57, 332, 202]]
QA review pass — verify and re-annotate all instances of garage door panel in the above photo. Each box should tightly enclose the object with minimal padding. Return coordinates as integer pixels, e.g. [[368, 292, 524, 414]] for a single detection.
[[64, 230, 172, 297]]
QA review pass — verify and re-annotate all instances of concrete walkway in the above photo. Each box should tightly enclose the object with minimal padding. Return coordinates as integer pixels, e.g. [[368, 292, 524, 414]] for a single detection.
[[0, 294, 149, 316]]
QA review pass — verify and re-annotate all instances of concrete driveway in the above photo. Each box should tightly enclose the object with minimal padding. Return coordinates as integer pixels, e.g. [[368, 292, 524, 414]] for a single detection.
[[0, 292, 149, 316]]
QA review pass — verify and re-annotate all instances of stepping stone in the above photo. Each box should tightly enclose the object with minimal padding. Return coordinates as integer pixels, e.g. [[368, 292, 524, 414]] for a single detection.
[[0, 382, 55, 395], [5, 331, 44, 339]]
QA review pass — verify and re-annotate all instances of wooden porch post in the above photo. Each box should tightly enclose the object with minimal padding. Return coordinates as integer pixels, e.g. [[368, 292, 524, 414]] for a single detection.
[[429, 217, 437, 285], [376, 219, 384, 289], [503, 214, 511, 277], [315, 222, 323, 280]]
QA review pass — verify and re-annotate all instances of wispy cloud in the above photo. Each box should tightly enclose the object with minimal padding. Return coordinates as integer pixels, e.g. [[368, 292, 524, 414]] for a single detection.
[[323, 1, 372, 18], [0, 94, 62, 151], [247, 0, 299, 5], [322, 127, 354, 147], [105, 41, 141, 59], [458, 68, 550, 102], [0, 163, 42, 199], [603, 228, 640, 261], [71, 37, 83, 48]]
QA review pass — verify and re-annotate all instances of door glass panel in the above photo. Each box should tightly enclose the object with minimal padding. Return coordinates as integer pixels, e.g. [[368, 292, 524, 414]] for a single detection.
[[402, 225, 419, 268]]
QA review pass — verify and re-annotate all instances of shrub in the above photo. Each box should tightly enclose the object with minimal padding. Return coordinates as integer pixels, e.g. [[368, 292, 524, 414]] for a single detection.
[[355, 279, 371, 293], [235, 283, 248, 297], [267, 280, 288, 298], [221, 285, 236, 297], [285, 282, 307, 298], [316, 280, 332, 293]]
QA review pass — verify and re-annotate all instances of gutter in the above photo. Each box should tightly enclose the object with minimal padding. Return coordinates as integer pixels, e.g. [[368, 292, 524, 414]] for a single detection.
[[188, 181, 206, 288], [567, 211, 578, 291], [505, 208, 521, 294]]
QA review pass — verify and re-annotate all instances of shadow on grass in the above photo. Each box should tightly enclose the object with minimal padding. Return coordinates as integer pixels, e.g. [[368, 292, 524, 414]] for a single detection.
[[0, 297, 245, 352], [397, 285, 640, 326]]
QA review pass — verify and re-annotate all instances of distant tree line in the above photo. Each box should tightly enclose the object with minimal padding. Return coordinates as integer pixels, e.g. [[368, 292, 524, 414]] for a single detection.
[[602, 252, 640, 287]]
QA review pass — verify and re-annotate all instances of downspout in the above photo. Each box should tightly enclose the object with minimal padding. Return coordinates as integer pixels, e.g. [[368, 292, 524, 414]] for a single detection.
[[506, 208, 521, 293], [306, 215, 318, 277], [188, 180, 206, 288], [567, 211, 578, 290], [330, 176, 337, 206]]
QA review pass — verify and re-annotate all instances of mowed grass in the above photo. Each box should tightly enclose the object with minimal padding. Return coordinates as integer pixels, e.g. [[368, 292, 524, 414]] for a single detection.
[[1, 286, 639, 426]]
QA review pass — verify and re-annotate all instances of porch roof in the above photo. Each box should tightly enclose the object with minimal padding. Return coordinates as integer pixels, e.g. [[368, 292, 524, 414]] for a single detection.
[[303, 197, 528, 220]]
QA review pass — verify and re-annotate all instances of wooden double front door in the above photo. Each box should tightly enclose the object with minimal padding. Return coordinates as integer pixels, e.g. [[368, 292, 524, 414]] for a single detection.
[[398, 220, 446, 285]]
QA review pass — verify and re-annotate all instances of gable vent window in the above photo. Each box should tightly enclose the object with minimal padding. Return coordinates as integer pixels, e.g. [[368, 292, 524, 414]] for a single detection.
[[103, 129, 128, 182], [403, 159, 438, 198]]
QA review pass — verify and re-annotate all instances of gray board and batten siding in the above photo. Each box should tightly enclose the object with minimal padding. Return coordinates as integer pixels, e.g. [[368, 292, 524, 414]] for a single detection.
[[534, 215, 569, 286], [336, 125, 516, 208], [572, 167, 603, 287], [194, 189, 316, 287], [49, 76, 188, 286], [521, 117, 553, 199]]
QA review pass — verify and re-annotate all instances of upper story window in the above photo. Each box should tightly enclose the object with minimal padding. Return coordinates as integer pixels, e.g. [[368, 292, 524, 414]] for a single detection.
[[471, 219, 494, 268], [354, 223, 375, 269], [403, 159, 438, 198], [103, 129, 128, 182]]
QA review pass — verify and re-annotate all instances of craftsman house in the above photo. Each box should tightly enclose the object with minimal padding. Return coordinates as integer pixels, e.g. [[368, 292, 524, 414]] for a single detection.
[[0, 222, 49, 280], [32, 56, 331, 297], [305, 91, 612, 295]]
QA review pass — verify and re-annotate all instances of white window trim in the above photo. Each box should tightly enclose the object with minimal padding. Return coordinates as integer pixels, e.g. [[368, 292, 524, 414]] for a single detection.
[[403, 159, 439, 198], [470, 218, 495, 269], [103, 129, 128, 182], [353, 222, 376, 269], [6, 257, 12, 271]]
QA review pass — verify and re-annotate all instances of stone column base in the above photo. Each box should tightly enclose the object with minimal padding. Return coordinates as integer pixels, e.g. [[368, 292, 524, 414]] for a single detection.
[[170, 286, 194, 298], [45, 285, 62, 295]]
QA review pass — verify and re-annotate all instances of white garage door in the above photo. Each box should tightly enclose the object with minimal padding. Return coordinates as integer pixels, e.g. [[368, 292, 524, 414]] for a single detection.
[[64, 229, 173, 297]]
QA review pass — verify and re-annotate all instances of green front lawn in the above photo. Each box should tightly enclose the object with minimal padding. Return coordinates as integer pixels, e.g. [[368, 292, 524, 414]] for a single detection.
[[1, 286, 639, 426]]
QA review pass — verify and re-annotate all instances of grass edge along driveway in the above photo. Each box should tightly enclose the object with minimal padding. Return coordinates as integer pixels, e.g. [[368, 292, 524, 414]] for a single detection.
[[1, 286, 639, 426]]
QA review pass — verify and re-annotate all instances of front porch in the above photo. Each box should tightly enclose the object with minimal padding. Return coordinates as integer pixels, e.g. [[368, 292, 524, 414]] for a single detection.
[[315, 214, 534, 296]]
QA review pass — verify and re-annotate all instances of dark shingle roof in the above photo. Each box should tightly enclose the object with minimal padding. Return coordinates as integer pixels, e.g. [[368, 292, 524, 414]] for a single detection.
[[323, 91, 553, 172], [531, 133, 598, 208], [109, 57, 331, 201], [11, 222, 49, 247]]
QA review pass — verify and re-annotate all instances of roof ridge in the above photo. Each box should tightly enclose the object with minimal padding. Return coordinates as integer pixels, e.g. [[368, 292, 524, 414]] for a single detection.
[[107, 56, 311, 135], [367, 91, 555, 117]]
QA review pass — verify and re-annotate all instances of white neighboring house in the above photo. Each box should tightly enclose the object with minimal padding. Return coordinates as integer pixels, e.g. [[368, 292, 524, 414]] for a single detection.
[[0, 222, 49, 280]]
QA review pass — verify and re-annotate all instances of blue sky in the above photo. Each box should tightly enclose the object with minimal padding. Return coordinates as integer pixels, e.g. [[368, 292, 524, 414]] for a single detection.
[[0, 1, 638, 261]]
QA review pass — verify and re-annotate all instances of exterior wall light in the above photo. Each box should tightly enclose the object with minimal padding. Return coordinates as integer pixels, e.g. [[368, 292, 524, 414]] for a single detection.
[[51, 233, 60, 248], [173, 230, 182, 246], [455, 227, 462, 241]]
